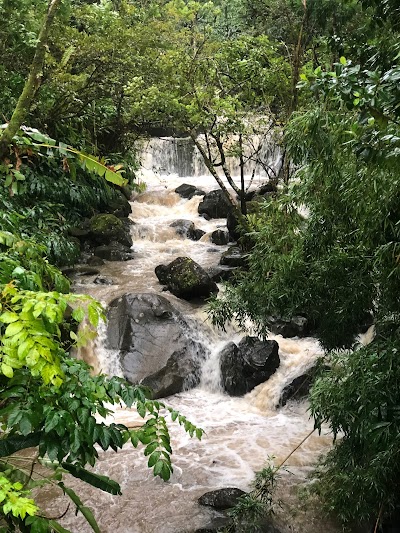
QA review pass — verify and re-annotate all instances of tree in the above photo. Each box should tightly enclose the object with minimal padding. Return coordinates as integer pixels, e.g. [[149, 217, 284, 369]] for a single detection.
[[0, 0, 62, 158], [126, 1, 290, 211]]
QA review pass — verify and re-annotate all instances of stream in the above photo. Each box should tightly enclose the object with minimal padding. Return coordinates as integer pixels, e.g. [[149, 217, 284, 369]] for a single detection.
[[40, 138, 339, 533]]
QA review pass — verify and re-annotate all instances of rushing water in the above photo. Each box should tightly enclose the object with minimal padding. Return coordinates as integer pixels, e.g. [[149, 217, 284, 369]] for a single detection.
[[41, 140, 340, 533]]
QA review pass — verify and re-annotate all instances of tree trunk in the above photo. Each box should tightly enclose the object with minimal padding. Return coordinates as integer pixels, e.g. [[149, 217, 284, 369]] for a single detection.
[[0, 0, 62, 159], [189, 132, 238, 210], [290, 0, 307, 114], [239, 134, 247, 215]]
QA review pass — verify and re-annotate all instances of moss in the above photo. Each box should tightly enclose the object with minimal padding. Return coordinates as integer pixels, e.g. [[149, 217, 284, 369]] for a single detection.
[[171, 258, 200, 288], [90, 214, 123, 235]]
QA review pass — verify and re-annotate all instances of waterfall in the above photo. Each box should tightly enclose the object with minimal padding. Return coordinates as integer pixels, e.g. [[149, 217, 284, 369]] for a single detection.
[[137, 134, 282, 183]]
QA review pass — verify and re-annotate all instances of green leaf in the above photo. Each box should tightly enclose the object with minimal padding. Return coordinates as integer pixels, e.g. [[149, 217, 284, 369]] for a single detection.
[[1, 363, 14, 378], [0, 312, 19, 323], [72, 307, 85, 323], [0, 433, 41, 457], [4, 321, 24, 337], [144, 441, 158, 456], [58, 483, 101, 533], [148, 451, 161, 468], [61, 464, 122, 495]]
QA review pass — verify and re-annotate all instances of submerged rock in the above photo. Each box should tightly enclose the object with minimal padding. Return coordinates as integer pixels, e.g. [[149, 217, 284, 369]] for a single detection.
[[170, 219, 205, 241], [220, 246, 249, 268], [175, 183, 206, 199], [207, 265, 238, 282], [155, 257, 218, 301], [220, 337, 280, 396], [94, 275, 114, 285], [198, 488, 246, 510], [95, 242, 134, 261], [107, 293, 206, 398], [198, 190, 232, 219]]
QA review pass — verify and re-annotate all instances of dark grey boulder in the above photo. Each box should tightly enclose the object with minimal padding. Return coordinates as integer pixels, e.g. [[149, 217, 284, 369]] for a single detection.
[[239, 337, 280, 390], [107, 293, 207, 398], [95, 242, 134, 261], [155, 257, 218, 301], [220, 246, 249, 268], [244, 181, 277, 201], [220, 337, 280, 396], [170, 219, 206, 241], [198, 488, 246, 510], [89, 213, 133, 248], [268, 316, 308, 338], [175, 183, 206, 199], [278, 373, 313, 407], [106, 191, 132, 218], [198, 190, 232, 219], [211, 229, 229, 245], [219, 342, 246, 396]]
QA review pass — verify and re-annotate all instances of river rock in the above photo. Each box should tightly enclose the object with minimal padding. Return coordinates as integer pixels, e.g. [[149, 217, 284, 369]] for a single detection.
[[95, 242, 134, 261], [94, 275, 114, 285], [106, 191, 132, 218], [220, 337, 280, 396], [170, 219, 206, 241], [198, 488, 246, 510], [278, 372, 314, 407], [244, 181, 277, 201], [198, 190, 232, 219], [175, 183, 206, 199], [155, 257, 218, 300], [207, 265, 238, 282], [220, 246, 249, 268], [268, 316, 308, 338], [86, 255, 105, 266], [107, 293, 206, 398], [89, 213, 133, 248], [211, 229, 229, 245]]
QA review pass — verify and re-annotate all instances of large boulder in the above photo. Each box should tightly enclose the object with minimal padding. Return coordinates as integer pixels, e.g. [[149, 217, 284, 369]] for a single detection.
[[198, 190, 232, 219], [175, 183, 206, 199], [106, 191, 132, 218], [89, 213, 133, 248], [155, 257, 218, 301], [268, 316, 308, 338], [107, 293, 206, 398], [220, 337, 280, 396], [170, 219, 206, 241]]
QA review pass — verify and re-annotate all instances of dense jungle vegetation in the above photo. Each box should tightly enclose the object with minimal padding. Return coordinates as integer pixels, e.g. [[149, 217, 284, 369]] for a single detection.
[[0, 0, 399, 531]]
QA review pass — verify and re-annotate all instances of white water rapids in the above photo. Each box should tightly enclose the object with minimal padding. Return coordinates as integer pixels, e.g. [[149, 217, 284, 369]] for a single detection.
[[39, 138, 340, 533]]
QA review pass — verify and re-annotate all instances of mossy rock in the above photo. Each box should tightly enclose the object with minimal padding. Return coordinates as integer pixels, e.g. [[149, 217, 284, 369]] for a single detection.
[[89, 214, 132, 247], [155, 257, 218, 301]]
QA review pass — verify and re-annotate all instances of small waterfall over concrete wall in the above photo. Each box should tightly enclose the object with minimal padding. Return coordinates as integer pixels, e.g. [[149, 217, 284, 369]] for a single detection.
[[138, 133, 282, 182]]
